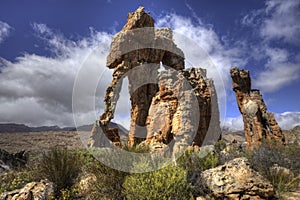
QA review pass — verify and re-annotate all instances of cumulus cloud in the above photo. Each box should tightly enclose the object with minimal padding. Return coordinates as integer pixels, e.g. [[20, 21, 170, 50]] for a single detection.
[[223, 115, 244, 131], [253, 48, 300, 92], [156, 14, 245, 83], [241, 0, 300, 93], [275, 112, 300, 130], [1, 13, 247, 128], [0, 23, 113, 127], [156, 14, 247, 121], [223, 112, 300, 131], [243, 0, 300, 45], [261, 0, 300, 45], [0, 21, 12, 44], [1, 6, 298, 129]]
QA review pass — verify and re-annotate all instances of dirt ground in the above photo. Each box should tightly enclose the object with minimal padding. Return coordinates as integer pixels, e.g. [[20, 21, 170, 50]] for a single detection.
[[0, 130, 245, 154], [0, 131, 90, 153]]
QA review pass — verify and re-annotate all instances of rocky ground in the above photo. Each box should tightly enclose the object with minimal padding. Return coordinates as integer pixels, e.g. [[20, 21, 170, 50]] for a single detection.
[[1, 129, 300, 199], [0, 131, 89, 153], [0, 125, 299, 153]]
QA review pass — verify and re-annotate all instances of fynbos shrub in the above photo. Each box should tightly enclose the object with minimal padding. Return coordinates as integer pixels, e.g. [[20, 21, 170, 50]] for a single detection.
[[122, 163, 193, 200], [33, 148, 81, 197]]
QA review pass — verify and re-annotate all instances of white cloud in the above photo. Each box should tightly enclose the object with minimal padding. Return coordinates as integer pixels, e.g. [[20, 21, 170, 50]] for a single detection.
[[223, 112, 300, 131], [3, 15, 244, 128], [261, 0, 300, 45], [253, 48, 300, 92], [223, 115, 244, 131], [156, 14, 246, 81], [156, 14, 247, 121], [241, 0, 300, 93], [241, 9, 264, 27], [275, 112, 300, 130], [0, 21, 12, 44], [0, 23, 113, 127], [1, 7, 298, 129]]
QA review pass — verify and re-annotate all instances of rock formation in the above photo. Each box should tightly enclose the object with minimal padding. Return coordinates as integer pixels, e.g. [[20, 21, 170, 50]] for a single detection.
[[283, 125, 300, 145], [0, 149, 28, 172], [88, 7, 221, 150], [230, 67, 285, 148], [0, 180, 53, 200], [145, 68, 216, 149], [201, 157, 275, 199]]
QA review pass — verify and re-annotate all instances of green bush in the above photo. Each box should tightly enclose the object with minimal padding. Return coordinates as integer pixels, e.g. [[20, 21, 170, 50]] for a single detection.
[[0, 170, 34, 193], [122, 143, 150, 153], [122, 164, 193, 200], [177, 150, 219, 172], [215, 139, 227, 153], [32, 148, 81, 197], [200, 153, 218, 171], [85, 158, 128, 200]]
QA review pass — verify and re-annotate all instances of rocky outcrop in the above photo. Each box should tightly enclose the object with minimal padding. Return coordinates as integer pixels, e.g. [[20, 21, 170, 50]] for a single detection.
[[284, 125, 300, 145], [0, 180, 53, 200], [89, 7, 221, 149], [0, 149, 28, 172], [145, 68, 214, 149], [230, 67, 285, 149], [201, 157, 275, 199]]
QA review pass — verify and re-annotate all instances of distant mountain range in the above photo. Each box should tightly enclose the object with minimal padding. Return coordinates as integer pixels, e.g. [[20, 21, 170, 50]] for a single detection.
[[0, 122, 128, 136], [0, 123, 67, 133]]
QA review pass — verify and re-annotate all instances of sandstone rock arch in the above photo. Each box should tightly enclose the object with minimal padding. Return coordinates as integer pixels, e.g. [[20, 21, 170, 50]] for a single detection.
[[88, 7, 221, 150]]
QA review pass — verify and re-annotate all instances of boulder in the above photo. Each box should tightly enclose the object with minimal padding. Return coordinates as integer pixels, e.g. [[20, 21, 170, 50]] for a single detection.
[[201, 157, 275, 199]]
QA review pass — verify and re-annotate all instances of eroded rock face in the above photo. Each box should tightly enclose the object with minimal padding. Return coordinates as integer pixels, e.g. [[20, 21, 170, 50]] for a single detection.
[[0, 180, 53, 200], [201, 157, 275, 199], [230, 67, 285, 149], [284, 125, 300, 145], [145, 68, 216, 148], [89, 7, 221, 149]]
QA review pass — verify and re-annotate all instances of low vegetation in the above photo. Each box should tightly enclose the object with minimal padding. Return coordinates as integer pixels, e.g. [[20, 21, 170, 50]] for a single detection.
[[1, 141, 299, 199], [248, 142, 300, 198], [123, 164, 193, 200], [31, 148, 81, 197]]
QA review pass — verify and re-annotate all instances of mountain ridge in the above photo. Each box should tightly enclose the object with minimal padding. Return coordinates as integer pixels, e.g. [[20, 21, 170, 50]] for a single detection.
[[0, 122, 128, 135]]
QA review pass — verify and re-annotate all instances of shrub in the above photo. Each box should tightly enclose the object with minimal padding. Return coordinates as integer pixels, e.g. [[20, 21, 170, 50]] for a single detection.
[[122, 163, 193, 200], [215, 139, 227, 153], [0, 170, 34, 193], [122, 143, 150, 153], [200, 152, 219, 171], [248, 142, 300, 197], [32, 148, 81, 197], [177, 150, 219, 172], [267, 167, 300, 198], [85, 157, 128, 200], [218, 143, 250, 165], [249, 142, 300, 175]]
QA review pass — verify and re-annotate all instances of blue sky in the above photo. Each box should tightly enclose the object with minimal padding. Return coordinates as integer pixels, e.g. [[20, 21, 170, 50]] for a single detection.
[[0, 0, 299, 129]]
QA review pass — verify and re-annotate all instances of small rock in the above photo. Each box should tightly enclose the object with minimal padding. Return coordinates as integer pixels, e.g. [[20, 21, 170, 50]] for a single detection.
[[0, 180, 53, 200]]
